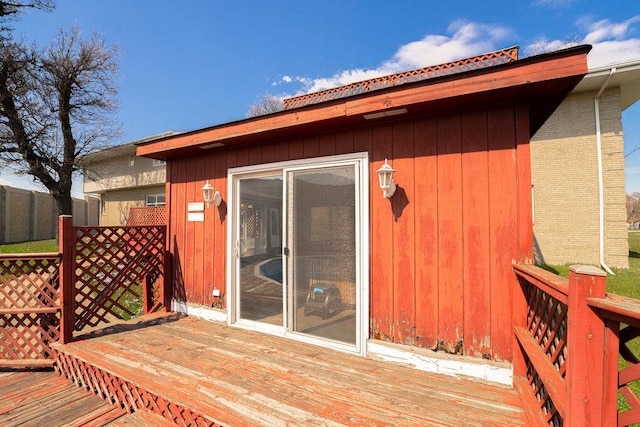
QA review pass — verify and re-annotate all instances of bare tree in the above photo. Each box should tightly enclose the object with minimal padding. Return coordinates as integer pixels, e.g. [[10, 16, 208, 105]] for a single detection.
[[0, 1, 54, 37], [247, 93, 284, 117], [0, 25, 120, 214], [628, 192, 640, 224]]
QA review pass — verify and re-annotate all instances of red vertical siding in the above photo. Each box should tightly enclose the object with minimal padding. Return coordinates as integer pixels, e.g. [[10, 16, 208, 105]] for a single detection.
[[414, 117, 439, 350], [202, 154, 215, 307], [436, 114, 464, 353], [488, 105, 518, 361], [461, 110, 492, 358], [392, 121, 415, 345], [167, 103, 529, 362], [371, 125, 394, 340]]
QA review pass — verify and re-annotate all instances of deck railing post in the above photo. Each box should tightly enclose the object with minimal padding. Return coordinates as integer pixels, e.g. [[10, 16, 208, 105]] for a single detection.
[[566, 265, 607, 426], [58, 215, 75, 344], [162, 249, 172, 312]]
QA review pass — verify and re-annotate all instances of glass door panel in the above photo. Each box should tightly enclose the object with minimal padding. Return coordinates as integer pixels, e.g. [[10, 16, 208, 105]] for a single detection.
[[287, 166, 357, 345], [238, 175, 283, 326]]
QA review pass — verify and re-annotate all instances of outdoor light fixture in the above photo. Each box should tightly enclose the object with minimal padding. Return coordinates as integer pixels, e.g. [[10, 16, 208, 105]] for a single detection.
[[202, 180, 222, 207], [376, 158, 396, 199]]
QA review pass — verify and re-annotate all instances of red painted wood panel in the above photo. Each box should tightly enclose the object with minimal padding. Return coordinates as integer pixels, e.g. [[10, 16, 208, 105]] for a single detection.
[[414, 117, 438, 350], [335, 130, 354, 155], [436, 113, 464, 353], [261, 143, 275, 164], [274, 140, 289, 162], [166, 105, 526, 363], [193, 156, 206, 304], [318, 134, 336, 157], [201, 154, 215, 307], [488, 105, 518, 361], [213, 154, 227, 304], [392, 121, 415, 345], [303, 136, 320, 158], [288, 139, 304, 160], [172, 159, 188, 301], [461, 110, 491, 358], [371, 124, 394, 340], [184, 158, 199, 303]]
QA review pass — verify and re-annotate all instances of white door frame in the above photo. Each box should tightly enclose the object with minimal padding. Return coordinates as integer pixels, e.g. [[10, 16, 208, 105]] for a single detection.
[[226, 152, 369, 356]]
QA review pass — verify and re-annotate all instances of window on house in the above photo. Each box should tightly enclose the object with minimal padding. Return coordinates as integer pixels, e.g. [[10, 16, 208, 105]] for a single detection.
[[146, 194, 166, 207], [153, 159, 167, 167], [128, 154, 135, 167]]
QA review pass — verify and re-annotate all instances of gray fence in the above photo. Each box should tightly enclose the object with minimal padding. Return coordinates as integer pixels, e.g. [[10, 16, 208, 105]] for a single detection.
[[0, 185, 99, 244]]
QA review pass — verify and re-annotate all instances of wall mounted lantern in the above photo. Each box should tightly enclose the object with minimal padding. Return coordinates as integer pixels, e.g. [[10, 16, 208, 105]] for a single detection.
[[202, 180, 222, 207], [376, 159, 396, 199]]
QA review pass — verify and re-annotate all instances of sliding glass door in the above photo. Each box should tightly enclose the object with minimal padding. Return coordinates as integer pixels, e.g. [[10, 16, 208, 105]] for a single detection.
[[230, 154, 367, 354]]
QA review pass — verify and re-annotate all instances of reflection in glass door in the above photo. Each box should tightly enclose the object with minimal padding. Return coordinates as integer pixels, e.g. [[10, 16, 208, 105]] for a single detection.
[[237, 175, 283, 326], [287, 166, 357, 345], [231, 155, 366, 353]]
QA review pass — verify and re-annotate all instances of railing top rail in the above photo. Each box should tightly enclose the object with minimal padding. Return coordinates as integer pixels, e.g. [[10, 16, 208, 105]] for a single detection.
[[513, 263, 569, 303], [588, 293, 640, 328], [0, 252, 61, 261]]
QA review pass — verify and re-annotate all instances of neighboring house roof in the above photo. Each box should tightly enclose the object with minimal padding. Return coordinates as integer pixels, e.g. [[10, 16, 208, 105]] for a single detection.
[[573, 60, 640, 109], [78, 131, 182, 165], [138, 45, 591, 160]]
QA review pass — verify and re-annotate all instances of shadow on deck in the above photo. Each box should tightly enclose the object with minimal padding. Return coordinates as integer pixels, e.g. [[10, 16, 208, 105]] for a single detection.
[[48, 312, 526, 426]]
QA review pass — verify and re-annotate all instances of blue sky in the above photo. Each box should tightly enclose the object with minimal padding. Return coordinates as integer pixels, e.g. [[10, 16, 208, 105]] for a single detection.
[[1, 0, 639, 196]]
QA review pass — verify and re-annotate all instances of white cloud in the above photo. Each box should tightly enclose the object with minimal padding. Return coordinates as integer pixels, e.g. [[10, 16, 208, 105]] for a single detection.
[[277, 15, 640, 98], [281, 20, 513, 95], [524, 16, 640, 69]]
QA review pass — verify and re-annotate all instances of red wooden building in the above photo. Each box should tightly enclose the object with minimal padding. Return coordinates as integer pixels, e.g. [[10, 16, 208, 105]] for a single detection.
[[137, 45, 590, 368]]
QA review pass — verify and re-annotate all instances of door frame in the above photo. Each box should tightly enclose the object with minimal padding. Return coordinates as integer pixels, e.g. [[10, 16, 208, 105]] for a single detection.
[[226, 152, 369, 356]]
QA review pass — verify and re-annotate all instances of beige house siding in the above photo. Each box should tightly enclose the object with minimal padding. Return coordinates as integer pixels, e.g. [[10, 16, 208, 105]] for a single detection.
[[82, 142, 167, 226], [100, 185, 165, 226], [83, 154, 165, 194], [531, 87, 628, 268]]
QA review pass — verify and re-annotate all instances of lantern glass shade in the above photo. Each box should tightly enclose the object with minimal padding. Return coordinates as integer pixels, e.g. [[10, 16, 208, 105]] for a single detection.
[[376, 159, 396, 198], [202, 181, 214, 207]]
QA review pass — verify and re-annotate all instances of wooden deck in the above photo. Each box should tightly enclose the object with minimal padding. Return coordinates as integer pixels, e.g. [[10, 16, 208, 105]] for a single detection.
[[0, 369, 176, 426], [50, 312, 527, 426]]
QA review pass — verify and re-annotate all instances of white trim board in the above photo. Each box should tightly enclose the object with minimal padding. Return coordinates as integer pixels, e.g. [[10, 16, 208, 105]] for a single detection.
[[367, 340, 513, 387], [171, 300, 227, 323]]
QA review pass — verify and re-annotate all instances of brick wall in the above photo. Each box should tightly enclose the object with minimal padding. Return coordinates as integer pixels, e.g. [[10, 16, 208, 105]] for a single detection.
[[531, 87, 628, 268]]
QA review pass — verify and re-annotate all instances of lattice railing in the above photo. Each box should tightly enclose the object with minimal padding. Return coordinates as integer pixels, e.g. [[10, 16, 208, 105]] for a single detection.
[[514, 265, 568, 426], [283, 46, 519, 109], [126, 206, 166, 226], [0, 254, 61, 366], [73, 225, 167, 331], [588, 294, 640, 426], [53, 348, 219, 426]]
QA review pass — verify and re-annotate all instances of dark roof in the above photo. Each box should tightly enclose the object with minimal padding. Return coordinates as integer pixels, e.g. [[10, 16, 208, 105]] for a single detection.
[[283, 46, 519, 109], [137, 45, 591, 160]]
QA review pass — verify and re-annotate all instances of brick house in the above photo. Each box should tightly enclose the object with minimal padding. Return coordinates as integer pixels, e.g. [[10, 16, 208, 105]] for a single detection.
[[531, 60, 640, 270]]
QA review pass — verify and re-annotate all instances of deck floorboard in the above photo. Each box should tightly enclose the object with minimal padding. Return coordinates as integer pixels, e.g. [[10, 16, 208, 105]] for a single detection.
[[53, 313, 527, 426]]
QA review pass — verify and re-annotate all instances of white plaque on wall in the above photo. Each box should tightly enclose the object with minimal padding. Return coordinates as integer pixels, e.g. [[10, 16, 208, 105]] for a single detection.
[[188, 202, 204, 212], [188, 212, 204, 222]]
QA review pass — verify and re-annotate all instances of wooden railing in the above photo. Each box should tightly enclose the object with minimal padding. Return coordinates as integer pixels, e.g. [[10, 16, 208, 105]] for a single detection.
[[0, 253, 61, 368], [0, 215, 170, 366], [514, 263, 640, 426]]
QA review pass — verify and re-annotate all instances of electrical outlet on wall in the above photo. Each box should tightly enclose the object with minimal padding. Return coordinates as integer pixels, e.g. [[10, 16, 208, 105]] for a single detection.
[[212, 288, 221, 297]]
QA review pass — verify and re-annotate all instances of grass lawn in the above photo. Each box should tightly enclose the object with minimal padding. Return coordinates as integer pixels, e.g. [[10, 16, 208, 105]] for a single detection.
[[0, 239, 58, 254], [540, 232, 640, 298]]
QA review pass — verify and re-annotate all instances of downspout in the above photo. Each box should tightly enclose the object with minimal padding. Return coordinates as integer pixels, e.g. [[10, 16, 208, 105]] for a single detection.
[[595, 67, 617, 275]]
